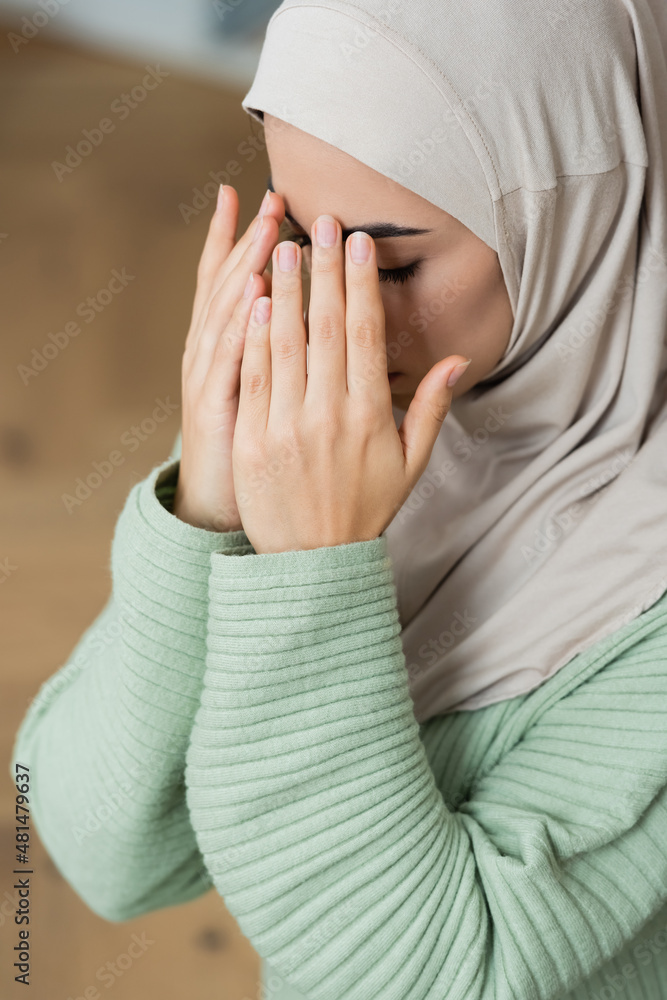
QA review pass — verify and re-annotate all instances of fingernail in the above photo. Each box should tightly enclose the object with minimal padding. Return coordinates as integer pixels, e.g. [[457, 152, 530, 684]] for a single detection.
[[447, 358, 472, 388], [252, 216, 264, 242], [315, 215, 337, 247], [350, 231, 371, 263], [217, 184, 226, 212], [244, 273, 254, 298], [258, 189, 271, 218], [253, 297, 272, 324], [278, 241, 297, 271]]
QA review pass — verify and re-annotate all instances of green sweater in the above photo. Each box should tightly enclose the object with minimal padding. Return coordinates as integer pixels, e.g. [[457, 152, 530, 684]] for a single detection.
[[10, 437, 667, 1000]]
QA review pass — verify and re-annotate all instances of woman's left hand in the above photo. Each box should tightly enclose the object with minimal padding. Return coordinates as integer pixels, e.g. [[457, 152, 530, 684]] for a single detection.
[[232, 213, 471, 555]]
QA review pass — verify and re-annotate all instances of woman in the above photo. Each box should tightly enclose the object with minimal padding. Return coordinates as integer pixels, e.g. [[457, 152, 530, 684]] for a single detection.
[[12, 0, 667, 998]]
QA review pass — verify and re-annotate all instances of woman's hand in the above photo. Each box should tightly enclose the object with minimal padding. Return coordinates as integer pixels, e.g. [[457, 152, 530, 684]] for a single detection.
[[173, 185, 286, 532], [233, 215, 472, 554]]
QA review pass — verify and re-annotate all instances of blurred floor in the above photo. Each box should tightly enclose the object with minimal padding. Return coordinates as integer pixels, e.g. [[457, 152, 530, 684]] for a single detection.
[[0, 22, 273, 1000]]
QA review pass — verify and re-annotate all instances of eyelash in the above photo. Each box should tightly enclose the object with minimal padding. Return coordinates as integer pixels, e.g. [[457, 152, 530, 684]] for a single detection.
[[287, 233, 422, 285]]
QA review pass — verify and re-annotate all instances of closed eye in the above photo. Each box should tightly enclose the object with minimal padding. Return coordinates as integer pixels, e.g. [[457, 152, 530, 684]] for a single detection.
[[286, 231, 422, 285]]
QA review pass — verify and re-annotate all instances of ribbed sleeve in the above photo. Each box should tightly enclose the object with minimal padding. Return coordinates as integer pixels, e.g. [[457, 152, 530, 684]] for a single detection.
[[185, 538, 667, 1000], [9, 456, 254, 922]]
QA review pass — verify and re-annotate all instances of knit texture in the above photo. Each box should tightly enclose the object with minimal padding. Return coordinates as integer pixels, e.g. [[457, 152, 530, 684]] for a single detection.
[[11, 457, 667, 1000]]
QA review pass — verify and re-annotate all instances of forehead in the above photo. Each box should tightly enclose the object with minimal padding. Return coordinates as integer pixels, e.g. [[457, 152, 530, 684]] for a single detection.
[[263, 113, 442, 232]]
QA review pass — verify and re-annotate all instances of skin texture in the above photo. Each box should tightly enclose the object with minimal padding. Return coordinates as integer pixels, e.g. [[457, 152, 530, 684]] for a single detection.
[[263, 113, 515, 412], [172, 116, 514, 542]]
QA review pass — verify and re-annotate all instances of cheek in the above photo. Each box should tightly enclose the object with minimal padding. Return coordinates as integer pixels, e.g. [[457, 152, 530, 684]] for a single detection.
[[383, 271, 456, 349], [383, 252, 512, 381], [381, 279, 437, 371], [412, 257, 505, 344], [382, 263, 494, 370]]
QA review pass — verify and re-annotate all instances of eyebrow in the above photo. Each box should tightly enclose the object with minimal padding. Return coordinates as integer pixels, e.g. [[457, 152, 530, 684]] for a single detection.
[[267, 175, 433, 241]]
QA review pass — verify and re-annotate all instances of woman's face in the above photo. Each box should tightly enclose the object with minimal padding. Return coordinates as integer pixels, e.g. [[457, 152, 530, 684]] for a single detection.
[[264, 113, 514, 410]]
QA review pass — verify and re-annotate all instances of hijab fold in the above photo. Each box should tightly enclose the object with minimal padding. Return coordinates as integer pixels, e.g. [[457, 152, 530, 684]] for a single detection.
[[241, 0, 667, 721]]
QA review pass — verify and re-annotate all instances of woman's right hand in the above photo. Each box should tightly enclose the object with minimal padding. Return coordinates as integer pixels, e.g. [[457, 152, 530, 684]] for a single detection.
[[173, 184, 285, 532]]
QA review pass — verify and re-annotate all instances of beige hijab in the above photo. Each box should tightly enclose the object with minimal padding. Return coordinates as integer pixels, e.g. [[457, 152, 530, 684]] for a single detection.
[[239, 0, 667, 721]]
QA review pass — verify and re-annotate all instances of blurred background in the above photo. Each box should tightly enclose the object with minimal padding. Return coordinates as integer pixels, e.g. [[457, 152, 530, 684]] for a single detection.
[[0, 1, 286, 997]]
